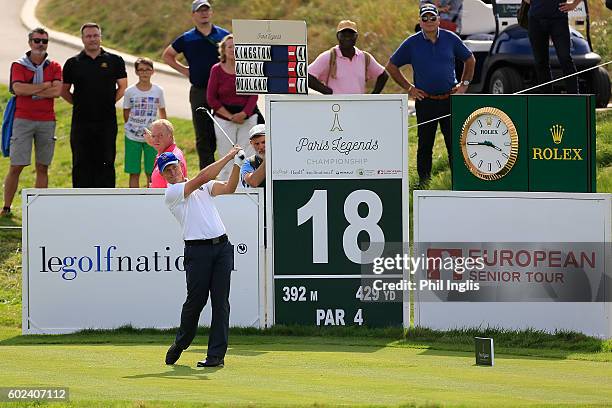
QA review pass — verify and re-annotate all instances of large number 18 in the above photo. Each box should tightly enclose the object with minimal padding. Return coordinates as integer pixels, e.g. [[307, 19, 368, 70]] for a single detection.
[[297, 189, 385, 264]]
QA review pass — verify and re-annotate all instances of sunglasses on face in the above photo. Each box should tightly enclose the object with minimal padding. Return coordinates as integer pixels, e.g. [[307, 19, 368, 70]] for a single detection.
[[421, 15, 438, 22], [338, 31, 358, 38], [31, 38, 49, 44]]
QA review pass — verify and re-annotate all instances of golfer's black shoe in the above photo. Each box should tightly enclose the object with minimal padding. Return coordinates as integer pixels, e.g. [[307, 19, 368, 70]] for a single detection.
[[165, 343, 183, 365], [197, 356, 224, 367]]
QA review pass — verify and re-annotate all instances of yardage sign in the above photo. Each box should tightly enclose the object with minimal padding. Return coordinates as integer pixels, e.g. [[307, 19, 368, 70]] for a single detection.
[[233, 20, 308, 94], [266, 95, 409, 327]]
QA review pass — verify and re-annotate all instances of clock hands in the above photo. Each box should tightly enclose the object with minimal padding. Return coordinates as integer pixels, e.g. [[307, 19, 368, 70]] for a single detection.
[[467, 140, 503, 151]]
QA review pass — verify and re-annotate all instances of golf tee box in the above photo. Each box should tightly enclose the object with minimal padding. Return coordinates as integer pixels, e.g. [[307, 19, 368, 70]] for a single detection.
[[475, 337, 494, 366], [233, 19, 308, 95], [451, 94, 596, 192]]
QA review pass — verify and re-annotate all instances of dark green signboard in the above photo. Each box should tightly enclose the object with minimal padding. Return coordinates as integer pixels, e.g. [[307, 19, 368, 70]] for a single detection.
[[528, 96, 596, 192], [272, 179, 404, 327], [274, 278, 402, 327], [273, 179, 403, 276], [452, 95, 596, 192], [268, 95, 408, 328]]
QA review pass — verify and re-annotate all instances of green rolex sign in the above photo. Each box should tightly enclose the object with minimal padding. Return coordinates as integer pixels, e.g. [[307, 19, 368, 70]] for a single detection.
[[451, 95, 596, 192]]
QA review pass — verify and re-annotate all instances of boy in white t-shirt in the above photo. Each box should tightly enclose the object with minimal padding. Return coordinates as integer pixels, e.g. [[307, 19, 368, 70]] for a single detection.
[[123, 57, 167, 187]]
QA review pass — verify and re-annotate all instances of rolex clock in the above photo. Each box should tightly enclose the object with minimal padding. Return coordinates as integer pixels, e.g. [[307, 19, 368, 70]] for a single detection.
[[460, 107, 519, 180]]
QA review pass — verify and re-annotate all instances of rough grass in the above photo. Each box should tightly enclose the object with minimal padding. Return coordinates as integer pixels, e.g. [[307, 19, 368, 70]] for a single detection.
[[37, 0, 419, 66], [37, 0, 612, 85]]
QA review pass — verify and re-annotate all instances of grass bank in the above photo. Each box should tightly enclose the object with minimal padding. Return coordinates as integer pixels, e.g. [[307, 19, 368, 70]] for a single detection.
[[38, 0, 612, 83]]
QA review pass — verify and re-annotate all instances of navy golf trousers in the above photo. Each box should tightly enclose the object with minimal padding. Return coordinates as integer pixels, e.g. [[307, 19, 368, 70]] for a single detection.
[[174, 240, 233, 358]]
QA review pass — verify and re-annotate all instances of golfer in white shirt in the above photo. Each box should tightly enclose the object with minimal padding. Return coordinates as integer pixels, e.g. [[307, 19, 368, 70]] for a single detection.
[[160, 145, 243, 368]]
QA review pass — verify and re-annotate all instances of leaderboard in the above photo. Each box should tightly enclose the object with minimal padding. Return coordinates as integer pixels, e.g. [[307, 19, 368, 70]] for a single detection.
[[233, 20, 308, 95]]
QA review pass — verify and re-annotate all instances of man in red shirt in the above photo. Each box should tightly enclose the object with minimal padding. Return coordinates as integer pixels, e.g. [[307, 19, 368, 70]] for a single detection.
[[2, 27, 62, 216]]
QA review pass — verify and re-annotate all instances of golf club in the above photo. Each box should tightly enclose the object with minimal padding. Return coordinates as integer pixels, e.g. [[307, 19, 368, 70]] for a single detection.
[[196, 107, 246, 160]]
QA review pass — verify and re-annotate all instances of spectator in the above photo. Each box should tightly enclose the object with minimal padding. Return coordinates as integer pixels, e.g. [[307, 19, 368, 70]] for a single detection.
[[61, 22, 127, 188], [525, 0, 581, 94], [162, 0, 230, 169], [207, 34, 258, 181], [147, 119, 188, 189], [123, 57, 167, 188], [2, 28, 62, 217], [386, 4, 475, 186], [308, 20, 388, 95], [241, 124, 266, 188]]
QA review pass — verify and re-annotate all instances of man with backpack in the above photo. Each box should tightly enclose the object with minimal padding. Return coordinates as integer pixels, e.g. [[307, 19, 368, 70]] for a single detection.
[[2, 27, 62, 217], [308, 20, 388, 94]]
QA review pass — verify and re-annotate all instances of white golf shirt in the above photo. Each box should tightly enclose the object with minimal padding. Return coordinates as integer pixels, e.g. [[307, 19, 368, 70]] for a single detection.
[[165, 180, 226, 240]]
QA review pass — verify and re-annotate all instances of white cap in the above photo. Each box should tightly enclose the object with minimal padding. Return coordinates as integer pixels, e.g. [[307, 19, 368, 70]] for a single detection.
[[249, 124, 266, 139]]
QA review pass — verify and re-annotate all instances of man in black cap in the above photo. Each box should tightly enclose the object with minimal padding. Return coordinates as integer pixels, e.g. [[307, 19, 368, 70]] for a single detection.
[[386, 3, 475, 186], [161, 144, 244, 368]]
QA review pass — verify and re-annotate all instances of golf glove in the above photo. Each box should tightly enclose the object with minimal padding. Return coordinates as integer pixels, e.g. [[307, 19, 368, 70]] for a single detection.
[[234, 150, 246, 167]]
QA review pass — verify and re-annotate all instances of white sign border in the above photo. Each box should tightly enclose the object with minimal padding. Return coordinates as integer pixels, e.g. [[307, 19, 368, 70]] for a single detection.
[[265, 94, 410, 328], [21, 187, 266, 334]]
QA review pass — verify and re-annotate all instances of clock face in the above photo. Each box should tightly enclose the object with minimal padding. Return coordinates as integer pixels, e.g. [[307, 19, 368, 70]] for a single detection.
[[460, 107, 519, 181]]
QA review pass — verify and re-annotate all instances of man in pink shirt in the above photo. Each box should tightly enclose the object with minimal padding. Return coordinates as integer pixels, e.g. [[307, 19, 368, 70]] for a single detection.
[[146, 119, 188, 188], [308, 20, 388, 94]]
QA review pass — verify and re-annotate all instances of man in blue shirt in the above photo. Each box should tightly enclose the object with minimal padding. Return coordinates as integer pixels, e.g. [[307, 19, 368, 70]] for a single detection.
[[162, 0, 230, 169], [525, 0, 582, 94], [386, 3, 475, 186]]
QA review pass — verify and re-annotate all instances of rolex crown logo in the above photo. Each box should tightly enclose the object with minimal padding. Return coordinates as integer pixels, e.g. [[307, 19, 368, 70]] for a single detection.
[[486, 116, 493, 127], [550, 124, 564, 144]]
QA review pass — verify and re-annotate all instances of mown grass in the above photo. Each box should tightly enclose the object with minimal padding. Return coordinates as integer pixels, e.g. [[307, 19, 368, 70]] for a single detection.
[[0, 325, 611, 407]]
